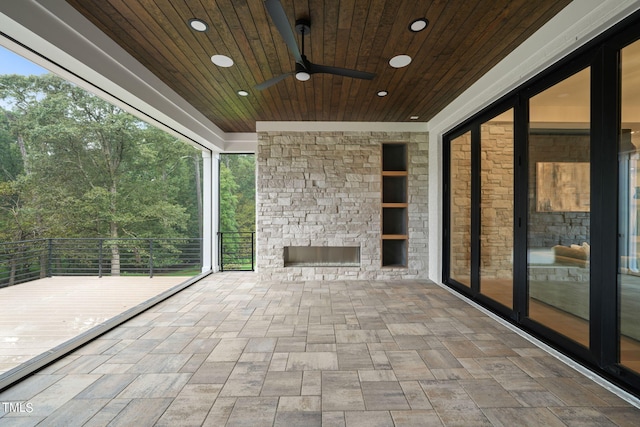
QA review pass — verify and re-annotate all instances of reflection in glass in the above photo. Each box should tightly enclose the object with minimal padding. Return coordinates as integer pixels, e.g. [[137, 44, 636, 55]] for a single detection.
[[619, 39, 640, 372], [450, 131, 472, 287], [527, 68, 590, 347], [480, 110, 514, 308]]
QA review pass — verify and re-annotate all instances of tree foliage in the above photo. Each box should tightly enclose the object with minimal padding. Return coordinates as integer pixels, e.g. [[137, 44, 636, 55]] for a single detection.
[[220, 154, 255, 232], [0, 74, 203, 273]]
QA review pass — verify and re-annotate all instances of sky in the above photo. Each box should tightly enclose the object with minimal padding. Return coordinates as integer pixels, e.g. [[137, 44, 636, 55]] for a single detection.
[[0, 45, 48, 75]]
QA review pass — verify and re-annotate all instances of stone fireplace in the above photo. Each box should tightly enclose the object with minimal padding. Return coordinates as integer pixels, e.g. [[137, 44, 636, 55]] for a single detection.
[[256, 129, 429, 280]]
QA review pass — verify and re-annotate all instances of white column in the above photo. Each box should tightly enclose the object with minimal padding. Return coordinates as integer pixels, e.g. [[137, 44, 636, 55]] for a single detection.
[[201, 150, 219, 273]]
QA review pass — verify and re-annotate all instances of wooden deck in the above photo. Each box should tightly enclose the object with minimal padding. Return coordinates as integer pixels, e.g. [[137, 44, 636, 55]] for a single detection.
[[0, 276, 190, 374]]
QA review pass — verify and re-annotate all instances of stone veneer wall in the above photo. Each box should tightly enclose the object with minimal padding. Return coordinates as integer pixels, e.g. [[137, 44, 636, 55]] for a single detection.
[[256, 131, 428, 281]]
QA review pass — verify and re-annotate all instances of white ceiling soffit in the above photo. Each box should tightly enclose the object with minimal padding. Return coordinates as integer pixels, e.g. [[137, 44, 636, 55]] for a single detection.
[[0, 0, 259, 153]]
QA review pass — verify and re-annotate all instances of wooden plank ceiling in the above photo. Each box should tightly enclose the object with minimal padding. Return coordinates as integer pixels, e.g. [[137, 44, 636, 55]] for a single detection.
[[66, 0, 571, 133]]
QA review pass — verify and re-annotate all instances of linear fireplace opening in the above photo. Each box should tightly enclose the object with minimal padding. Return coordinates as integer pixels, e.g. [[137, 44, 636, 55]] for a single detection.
[[284, 246, 360, 267]]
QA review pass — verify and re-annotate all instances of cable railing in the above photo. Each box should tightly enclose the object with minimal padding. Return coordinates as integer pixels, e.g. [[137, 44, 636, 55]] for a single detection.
[[219, 232, 255, 271], [0, 238, 203, 288]]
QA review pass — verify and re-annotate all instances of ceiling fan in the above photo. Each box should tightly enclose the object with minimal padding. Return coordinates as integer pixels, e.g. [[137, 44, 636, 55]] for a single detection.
[[255, 0, 376, 90]]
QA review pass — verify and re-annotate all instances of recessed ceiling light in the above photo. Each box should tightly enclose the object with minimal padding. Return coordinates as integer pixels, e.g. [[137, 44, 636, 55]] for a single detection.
[[409, 18, 429, 32], [377, 90, 388, 97], [389, 55, 412, 68], [410, 116, 419, 120], [211, 54, 234, 67], [188, 18, 208, 32], [237, 90, 249, 96], [295, 71, 311, 81]]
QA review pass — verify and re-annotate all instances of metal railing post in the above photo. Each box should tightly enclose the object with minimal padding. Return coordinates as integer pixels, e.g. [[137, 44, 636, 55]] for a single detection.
[[47, 239, 53, 277], [149, 239, 154, 278], [220, 232, 224, 272], [251, 232, 255, 271], [98, 239, 103, 278]]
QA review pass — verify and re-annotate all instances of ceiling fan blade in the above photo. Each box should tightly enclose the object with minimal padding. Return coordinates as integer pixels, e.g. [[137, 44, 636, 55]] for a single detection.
[[255, 72, 294, 90], [264, 0, 303, 64], [309, 63, 376, 80]]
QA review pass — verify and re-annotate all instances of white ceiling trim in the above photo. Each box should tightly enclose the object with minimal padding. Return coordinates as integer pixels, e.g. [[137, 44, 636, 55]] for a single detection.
[[256, 121, 428, 133]]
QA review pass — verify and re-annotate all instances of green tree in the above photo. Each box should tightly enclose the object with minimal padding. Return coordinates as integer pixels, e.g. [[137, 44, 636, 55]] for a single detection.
[[0, 74, 202, 275]]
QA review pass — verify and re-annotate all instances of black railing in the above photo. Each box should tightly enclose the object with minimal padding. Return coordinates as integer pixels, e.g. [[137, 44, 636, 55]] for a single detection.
[[0, 238, 202, 288], [219, 232, 255, 271]]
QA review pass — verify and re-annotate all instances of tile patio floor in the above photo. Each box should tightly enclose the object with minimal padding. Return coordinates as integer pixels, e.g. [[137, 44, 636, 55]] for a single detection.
[[1, 272, 639, 426]]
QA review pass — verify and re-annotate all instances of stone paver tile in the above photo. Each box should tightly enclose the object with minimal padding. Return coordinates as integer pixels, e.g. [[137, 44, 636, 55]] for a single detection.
[[322, 371, 365, 411], [155, 384, 222, 427], [179, 353, 207, 373], [483, 407, 566, 427], [387, 323, 431, 336], [274, 411, 322, 427], [599, 406, 640, 427], [275, 337, 307, 352], [245, 337, 277, 353], [20, 374, 101, 417], [537, 377, 609, 406], [390, 410, 443, 426], [76, 373, 138, 399], [0, 374, 63, 401], [219, 376, 266, 397], [441, 340, 485, 358], [399, 380, 433, 409], [82, 398, 130, 427], [436, 408, 493, 426], [511, 390, 566, 407], [419, 380, 478, 412], [225, 397, 278, 427], [361, 381, 410, 410], [369, 350, 392, 370], [206, 338, 248, 362], [358, 369, 397, 382], [302, 370, 322, 395], [202, 397, 236, 427], [260, 371, 302, 396], [338, 344, 374, 370], [180, 338, 220, 354], [474, 357, 530, 383], [268, 352, 289, 371], [335, 330, 380, 343], [323, 411, 346, 427], [189, 361, 235, 384], [126, 353, 191, 374], [344, 410, 394, 427], [278, 395, 321, 411], [117, 373, 191, 398], [104, 397, 173, 427], [419, 349, 463, 369], [460, 378, 521, 408], [52, 355, 113, 374], [28, 398, 109, 427], [386, 351, 434, 381], [286, 352, 338, 371], [548, 406, 618, 426]]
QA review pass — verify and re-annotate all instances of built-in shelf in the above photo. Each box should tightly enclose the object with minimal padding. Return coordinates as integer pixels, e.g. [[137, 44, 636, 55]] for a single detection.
[[381, 143, 408, 268]]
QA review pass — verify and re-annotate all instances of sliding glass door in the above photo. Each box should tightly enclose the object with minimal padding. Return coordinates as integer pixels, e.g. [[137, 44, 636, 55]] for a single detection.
[[527, 67, 591, 347]]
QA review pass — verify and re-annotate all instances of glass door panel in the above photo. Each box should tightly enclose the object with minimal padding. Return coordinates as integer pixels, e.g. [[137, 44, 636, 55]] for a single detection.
[[619, 39, 640, 372], [527, 68, 591, 347], [450, 131, 472, 287], [480, 110, 514, 308]]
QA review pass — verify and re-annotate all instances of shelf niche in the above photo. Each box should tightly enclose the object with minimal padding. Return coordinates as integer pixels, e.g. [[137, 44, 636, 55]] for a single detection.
[[381, 143, 408, 268]]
